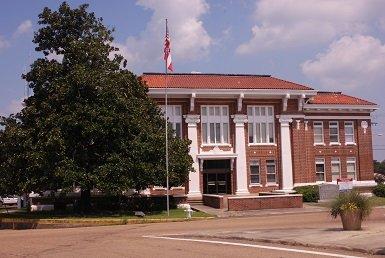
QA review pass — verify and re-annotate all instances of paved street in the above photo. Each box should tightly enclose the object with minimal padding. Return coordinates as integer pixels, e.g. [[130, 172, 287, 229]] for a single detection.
[[0, 209, 384, 257]]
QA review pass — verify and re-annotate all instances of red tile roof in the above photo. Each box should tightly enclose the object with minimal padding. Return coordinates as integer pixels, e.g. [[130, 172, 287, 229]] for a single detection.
[[309, 92, 376, 106], [141, 73, 313, 90]]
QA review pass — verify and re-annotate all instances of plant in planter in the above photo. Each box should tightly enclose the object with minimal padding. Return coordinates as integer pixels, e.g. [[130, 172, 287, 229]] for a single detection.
[[330, 191, 372, 230]]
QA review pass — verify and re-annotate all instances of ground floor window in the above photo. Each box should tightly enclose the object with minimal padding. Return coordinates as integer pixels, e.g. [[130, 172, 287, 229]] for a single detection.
[[331, 157, 341, 181], [250, 160, 260, 184], [347, 157, 356, 180], [315, 158, 325, 181], [266, 160, 276, 183]]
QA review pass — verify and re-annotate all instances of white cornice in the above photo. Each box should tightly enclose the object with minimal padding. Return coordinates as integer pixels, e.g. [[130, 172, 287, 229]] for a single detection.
[[148, 88, 317, 98], [305, 115, 371, 120]]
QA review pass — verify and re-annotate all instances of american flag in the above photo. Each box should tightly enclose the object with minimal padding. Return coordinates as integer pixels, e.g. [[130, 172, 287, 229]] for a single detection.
[[164, 19, 173, 72]]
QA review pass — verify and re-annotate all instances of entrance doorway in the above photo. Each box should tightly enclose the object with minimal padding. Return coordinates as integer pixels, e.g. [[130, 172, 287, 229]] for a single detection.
[[202, 159, 232, 195]]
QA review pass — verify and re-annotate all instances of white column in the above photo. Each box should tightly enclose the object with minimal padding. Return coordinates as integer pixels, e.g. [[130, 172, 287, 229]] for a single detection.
[[279, 117, 294, 192], [232, 114, 249, 195], [184, 114, 201, 198]]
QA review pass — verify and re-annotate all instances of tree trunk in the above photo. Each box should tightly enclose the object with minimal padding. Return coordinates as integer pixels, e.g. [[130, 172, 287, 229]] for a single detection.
[[79, 188, 92, 213]]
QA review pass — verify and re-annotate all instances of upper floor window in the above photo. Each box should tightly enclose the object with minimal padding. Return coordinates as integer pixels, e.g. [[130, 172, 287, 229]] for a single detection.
[[160, 105, 182, 138], [313, 121, 324, 144], [344, 121, 355, 144], [329, 121, 339, 144], [347, 157, 357, 180], [201, 106, 229, 144], [315, 158, 325, 182], [250, 160, 260, 185], [247, 106, 275, 144]]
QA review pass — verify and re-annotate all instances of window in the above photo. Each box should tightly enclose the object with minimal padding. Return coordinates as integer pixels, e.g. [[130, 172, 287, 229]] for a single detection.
[[313, 122, 324, 144], [250, 161, 260, 184], [247, 106, 275, 144], [201, 106, 229, 144], [331, 157, 341, 181], [160, 105, 182, 137], [347, 157, 356, 180], [329, 121, 339, 144], [315, 158, 325, 181], [344, 121, 355, 144], [266, 160, 276, 183]]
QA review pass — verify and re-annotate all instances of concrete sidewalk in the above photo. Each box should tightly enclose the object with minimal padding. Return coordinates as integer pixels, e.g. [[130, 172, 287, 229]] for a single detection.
[[183, 207, 385, 255], [191, 203, 328, 218]]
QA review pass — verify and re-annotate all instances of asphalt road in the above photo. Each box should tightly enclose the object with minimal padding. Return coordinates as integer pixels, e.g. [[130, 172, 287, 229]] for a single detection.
[[0, 211, 378, 258]]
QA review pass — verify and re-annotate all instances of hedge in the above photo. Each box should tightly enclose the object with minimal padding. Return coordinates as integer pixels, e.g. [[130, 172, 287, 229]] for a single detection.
[[294, 185, 319, 202]]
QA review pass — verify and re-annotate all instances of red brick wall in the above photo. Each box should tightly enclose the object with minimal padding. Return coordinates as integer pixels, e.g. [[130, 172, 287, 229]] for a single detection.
[[227, 195, 303, 211], [202, 194, 225, 209], [153, 97, 375, 194]]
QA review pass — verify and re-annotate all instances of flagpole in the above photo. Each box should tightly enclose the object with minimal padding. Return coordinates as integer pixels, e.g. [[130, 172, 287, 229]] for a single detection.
[[165, 18, 170, 217]]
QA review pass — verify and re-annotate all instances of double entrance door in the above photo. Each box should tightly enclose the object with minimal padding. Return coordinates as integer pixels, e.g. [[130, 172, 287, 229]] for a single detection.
[[202, 159, 231, 195]]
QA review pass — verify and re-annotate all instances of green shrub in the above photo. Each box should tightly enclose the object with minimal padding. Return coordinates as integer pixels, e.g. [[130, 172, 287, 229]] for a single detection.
[[294, 185, 319, 202], [372, 183, 385, 197], [330, 191, 372, 219]]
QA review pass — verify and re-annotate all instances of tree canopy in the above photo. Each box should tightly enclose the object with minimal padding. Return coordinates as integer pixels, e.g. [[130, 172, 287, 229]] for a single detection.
[[0, 2, 193, 206]]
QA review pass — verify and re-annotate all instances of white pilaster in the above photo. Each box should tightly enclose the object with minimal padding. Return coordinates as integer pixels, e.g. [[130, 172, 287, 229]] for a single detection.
[[184, 114, 201, 198], [232, 114, 249, 195], [279, 117, 294, 192]]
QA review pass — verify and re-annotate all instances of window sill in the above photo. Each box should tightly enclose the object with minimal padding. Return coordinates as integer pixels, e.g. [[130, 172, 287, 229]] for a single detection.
[[314, 143, 326, 146], [266, 183, 278, 187], [345, 142, 357, 146], [329, 143, 341, 146], [201, 143, 232, 147], [249, 184, 262, 187], [248, 143, 277, 147]]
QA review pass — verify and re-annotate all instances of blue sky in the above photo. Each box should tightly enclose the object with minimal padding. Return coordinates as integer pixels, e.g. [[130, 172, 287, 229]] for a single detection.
[[1, 0, 385, 159]]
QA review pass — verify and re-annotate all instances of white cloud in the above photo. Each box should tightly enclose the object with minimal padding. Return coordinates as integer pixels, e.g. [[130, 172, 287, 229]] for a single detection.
[[47, 52, 64, 63], [13, 20, 32, 37], [301, 35, 385, 90], [116, 0, 212, 71], [237, 0, 385, 54], [1, 98, 25, 116], [0, 36, 10, 50]]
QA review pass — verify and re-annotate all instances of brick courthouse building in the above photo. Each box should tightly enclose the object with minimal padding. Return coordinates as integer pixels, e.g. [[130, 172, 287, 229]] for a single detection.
[[142, 73, 377, 199]]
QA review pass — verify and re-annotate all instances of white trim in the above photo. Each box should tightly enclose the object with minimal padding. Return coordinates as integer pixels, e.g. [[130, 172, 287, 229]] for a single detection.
[[197, 153, 238, 159], [201, 143, 232, 147], [345, 142, 357, 146], [148, 88, 317, 97], [314, 143, 326, 146], [276, 114, 305, 119], [305, 115, 371, 120], [329, 143, 341, 146], [248, 143, 277, 147], [249, 184, 262, 187]]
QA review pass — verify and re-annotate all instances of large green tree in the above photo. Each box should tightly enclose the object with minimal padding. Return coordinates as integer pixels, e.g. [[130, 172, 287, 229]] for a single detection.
[[0, 2, 193, 210]]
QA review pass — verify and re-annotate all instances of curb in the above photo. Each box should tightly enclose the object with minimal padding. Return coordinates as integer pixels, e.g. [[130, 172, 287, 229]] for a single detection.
[[181, 234, 384, 255], [0, 216, 215, 230]]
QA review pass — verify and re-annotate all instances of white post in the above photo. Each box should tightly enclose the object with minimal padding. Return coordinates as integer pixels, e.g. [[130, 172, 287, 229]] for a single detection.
[[279, 117, 294, 192], [232, 114, 249, 195], [184, 114, 202, 198]]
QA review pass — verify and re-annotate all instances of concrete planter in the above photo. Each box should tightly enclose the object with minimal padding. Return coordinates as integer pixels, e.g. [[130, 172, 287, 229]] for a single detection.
[[340, 211, 362, 230]]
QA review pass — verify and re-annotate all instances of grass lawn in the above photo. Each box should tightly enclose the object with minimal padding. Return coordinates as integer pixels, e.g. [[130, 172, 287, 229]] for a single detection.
[[307, 196, 385, 208], [0, 208, 211, 221]]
